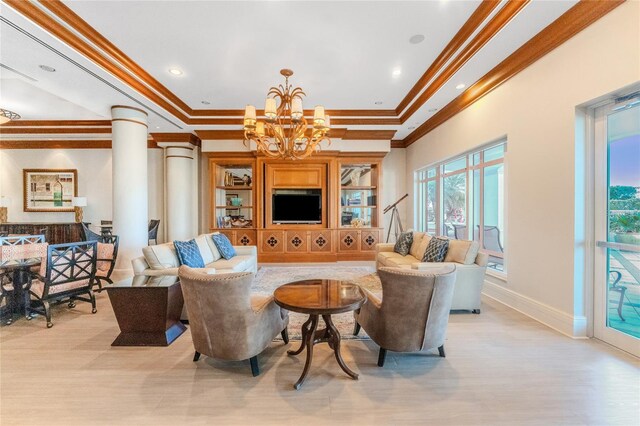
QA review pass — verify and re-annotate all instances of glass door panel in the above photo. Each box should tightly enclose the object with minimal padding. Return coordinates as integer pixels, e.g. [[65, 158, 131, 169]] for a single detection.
[[595, 101, 640, 355], [605, 104, 640, 339]]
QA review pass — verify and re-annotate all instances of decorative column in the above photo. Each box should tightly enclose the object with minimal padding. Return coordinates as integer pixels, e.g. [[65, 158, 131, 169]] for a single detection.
[[157, 135, 199, 241], [111, 106, 148, 271]]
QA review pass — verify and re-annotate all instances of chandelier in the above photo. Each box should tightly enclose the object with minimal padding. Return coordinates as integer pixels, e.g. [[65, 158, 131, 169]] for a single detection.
[[0, 108, 20, 125], [243, 69, 331, 160]]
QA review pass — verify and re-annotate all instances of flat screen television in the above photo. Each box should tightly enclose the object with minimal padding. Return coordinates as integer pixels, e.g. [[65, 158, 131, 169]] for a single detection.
[[272, 194, 322, 224]]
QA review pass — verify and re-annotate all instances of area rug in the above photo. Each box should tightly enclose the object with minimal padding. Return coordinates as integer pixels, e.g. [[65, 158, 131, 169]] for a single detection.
[[253, 266, 380, 339]]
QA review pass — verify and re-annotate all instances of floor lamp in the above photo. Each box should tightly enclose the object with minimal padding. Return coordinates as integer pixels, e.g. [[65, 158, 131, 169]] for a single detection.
[[383, 194, 408, 243]]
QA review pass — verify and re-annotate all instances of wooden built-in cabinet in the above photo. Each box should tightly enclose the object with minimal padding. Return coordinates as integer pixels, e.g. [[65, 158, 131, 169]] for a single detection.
[[208, 153, 384, 262]]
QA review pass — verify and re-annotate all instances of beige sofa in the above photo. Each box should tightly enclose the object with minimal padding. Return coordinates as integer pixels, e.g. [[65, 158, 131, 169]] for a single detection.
[[131, 233, 257, 276], [376, 232, 488, 313]]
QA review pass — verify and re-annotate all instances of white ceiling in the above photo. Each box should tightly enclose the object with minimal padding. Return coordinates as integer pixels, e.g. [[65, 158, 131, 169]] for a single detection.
[[0, 0, 579, 140]]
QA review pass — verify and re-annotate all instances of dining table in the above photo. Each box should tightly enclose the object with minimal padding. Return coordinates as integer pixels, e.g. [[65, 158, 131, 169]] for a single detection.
[[0, 257, 41, 324]]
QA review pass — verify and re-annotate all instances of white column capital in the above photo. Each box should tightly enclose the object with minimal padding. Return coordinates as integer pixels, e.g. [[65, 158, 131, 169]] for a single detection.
[[111, 105, 148, 127]]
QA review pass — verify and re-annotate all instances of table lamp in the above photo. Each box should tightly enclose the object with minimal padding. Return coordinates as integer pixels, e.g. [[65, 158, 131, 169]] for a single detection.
[[0, 197, 10, 224], [72, 197, 87, 223]]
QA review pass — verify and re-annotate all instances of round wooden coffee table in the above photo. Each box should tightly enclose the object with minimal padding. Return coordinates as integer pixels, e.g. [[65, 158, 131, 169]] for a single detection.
[[273, 279, 366, 390]]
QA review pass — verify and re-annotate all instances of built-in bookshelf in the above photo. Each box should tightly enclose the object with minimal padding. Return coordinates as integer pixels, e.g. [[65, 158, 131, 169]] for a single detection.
[[339, 162, 380, 228], [210, 160, 254, 230]]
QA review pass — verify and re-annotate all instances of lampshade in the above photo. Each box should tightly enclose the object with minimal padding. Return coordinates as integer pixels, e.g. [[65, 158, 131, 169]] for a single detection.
[[291, 98, 303, 120], [0, 196, 11, 207], [313, 106, 325, 128], [265, 98, 277, 120], [72, 197, 87, 207]]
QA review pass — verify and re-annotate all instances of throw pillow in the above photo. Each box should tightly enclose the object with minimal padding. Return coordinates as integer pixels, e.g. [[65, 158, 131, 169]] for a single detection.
[[173, 239, 205, 268], [422, 237, 449, 263], [211, 233, 236, 260], [393, 231, 413, 256]]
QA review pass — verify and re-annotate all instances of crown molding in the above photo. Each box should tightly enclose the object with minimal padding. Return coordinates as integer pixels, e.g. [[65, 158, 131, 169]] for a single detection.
[[150, 132, 201, 147], [1, 120, 111, 127], [0, 127, 111, 134], [0, 139, 160, 149], [399, 0, 529, 122], [395, 0, 500, 115], [402, 0, 625, 147]]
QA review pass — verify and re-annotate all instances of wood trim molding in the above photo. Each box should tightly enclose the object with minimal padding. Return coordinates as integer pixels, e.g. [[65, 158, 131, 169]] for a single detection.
[[0, 139, 160, 149], [2, 0, 191, 122], [0, 127, 111, 134], [395, 0, 500, 115], [190, 109, 398, 118], [390, 140, 405, 149], [342, 130, 397, 140], [195, 128, 395, 140], [187, 117, 400, 125], [1, 120, 111, 127], [402, 0, 625, 146], [400, 0, 529, 122], [0, 140, 112, 149], [42, 0, 191, 114], [195, 130, 244, 140], [150, 132, 201, 146]]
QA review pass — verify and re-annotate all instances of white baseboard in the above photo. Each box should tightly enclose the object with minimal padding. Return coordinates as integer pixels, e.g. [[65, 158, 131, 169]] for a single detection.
[[482, 281, 588, 339]]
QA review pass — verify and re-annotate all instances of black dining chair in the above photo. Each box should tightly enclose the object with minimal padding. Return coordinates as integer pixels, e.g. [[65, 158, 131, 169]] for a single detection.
[[81, 222, 102, 242], [27, 241, 98, 328], [148, 220, 160, 245]]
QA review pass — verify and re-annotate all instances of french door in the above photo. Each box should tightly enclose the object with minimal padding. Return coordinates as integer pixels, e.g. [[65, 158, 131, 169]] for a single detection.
[[594, 99, 640, 356]]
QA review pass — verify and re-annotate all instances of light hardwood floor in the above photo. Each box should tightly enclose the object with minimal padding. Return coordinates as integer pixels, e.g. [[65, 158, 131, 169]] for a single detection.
[[1, 278, 638, 425]]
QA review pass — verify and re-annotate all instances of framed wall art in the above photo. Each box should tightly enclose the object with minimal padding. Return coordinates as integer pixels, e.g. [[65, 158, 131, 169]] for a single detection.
[[23, 169, 78, 212]]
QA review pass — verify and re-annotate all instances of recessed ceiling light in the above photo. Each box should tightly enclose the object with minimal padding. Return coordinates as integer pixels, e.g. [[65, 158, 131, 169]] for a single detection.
[[168, 68, 183, 76], [392, 68, 402, 77], [428, 108, 438, 113], [409, 34, 425, 44], [39, 65, 56, 72], [455, 83, 466, 90], [201, 100, 211, 105], [408, 126, 416, 130], [374, 101, 383, 105], [156, 126, 160, 129]]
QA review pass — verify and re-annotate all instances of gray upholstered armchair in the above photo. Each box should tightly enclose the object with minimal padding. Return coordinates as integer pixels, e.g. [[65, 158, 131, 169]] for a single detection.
[[178, 266, 289, 376], [354, 266, 457, 366]]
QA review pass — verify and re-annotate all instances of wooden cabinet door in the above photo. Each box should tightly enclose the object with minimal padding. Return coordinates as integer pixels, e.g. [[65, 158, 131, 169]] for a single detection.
[[235, 230, 256, 246], [310, 231, 332, 252], [360, 229, 380, 251], [285, 231, 309, 253], [338, 230, 360, 252], [260, 230, 285, 253]]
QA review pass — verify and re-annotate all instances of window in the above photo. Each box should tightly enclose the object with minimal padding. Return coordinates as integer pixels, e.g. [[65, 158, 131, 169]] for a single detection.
[[414, 141, 506, 272]]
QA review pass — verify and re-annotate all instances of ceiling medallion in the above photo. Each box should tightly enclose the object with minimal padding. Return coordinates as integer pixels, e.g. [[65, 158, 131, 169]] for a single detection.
[[0, 108, 21, 125], [243, 69, 331, 160]]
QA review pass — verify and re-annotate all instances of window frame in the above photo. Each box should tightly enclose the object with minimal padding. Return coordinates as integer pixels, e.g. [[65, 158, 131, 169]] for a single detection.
[[414, 141, 506, 269]]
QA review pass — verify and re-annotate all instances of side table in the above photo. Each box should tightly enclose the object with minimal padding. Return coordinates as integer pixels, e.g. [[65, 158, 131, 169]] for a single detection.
[[105, 275, 186, 346], [274, 279, 366, 390]]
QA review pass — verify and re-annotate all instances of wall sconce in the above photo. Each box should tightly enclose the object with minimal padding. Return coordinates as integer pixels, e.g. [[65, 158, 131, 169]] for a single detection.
[[72, 197, 87, 223], [0, 197, 10, 224]]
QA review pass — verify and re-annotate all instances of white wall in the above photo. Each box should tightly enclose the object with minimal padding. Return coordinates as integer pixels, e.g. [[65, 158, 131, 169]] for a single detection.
[[0, 149, 113, 224], [405, 1, 640, 335], [0, 148, 165, 242], [382, 148, 407, 242]]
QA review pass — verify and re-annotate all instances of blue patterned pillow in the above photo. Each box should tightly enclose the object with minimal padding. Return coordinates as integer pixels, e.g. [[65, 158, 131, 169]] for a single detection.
[[393, 231, 413, 256], [174, 239, 205, 268], [422, 237, 449, 262], [211, 233, 236, 260]]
